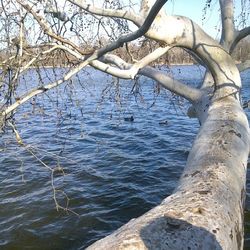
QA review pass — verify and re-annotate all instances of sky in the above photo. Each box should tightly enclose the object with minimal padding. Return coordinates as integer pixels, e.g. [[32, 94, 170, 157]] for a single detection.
[[164, 0, 221, 39], [163, 0, 249, 39], [41, 0, 249, 41], [3, 0, 248, 49]]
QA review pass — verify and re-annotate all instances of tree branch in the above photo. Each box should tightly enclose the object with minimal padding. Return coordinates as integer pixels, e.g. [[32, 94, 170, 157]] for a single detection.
[[144, 15, 241, 101], [16, 0, 93, 55], [67, 0, 143, 26], [97, 54, 202, 102], [2, 60, 87, 117], [237, 59, 250, 72], [139, 67, 202, 102], [2, 41, 202, 118], [219, 0, 235, 50], [19, 45, 64, 73], [93, 46, 171, 79], [230, 26, 250, 54], [56, 45, 202, 102], [89, 0, 169, 58]]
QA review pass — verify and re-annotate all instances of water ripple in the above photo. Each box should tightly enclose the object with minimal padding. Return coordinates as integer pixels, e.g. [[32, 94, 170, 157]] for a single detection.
[[0, 67, 249, 249]]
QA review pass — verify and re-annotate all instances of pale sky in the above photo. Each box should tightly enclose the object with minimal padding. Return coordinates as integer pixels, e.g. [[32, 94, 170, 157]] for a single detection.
[[164, 0, 249, 39], [43, 0, 249, 41], [164, 0, 221, 39], [17, 0, 249, 47]]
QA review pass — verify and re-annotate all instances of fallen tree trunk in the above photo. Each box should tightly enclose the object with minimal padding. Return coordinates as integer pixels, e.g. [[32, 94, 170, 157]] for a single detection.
[[87, 96, 250, 249]]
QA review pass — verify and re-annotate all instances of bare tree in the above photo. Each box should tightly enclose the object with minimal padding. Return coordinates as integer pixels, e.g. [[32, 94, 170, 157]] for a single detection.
[[0, 0, 250, 249]]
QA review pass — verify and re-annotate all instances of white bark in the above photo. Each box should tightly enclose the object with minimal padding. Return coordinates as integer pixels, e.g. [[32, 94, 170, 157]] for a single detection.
[[93, 46, 172, 79], [67, 0, 143, 26], [230, 26, 250, 54], [139, 67, 202, 102], [219, 0, 235, 50], [87, 97, 250, 250], [94, 57, 202, 102], [145, 15, 240, 87]]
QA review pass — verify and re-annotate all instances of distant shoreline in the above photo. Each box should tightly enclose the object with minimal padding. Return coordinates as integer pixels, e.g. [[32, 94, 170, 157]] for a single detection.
[[0, 61, 244, 70]]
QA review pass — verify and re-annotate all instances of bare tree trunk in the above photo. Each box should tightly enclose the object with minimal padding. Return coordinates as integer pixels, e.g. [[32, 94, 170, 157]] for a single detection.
[[87, 96, 250, 250]]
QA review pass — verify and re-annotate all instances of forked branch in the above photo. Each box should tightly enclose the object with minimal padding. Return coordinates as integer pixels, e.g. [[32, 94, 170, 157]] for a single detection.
[[97, 54, 202, 102], [16, 0, 93, 55], [230, 26, 250, 54]]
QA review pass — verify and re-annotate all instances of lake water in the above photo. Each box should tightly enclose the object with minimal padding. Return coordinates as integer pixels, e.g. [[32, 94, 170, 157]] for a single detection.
[[0, 65, 249, 249]]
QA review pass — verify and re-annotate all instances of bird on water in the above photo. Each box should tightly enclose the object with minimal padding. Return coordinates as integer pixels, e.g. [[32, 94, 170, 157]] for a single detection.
[[124, 116, 134, 122], [159, 120, 168, 125]]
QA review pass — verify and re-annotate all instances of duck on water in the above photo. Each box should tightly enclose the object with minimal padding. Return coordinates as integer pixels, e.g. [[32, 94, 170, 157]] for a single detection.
[[124, 116, 134, 122]]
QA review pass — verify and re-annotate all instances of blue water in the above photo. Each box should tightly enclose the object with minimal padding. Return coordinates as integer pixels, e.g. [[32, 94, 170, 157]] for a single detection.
[[0, 65, 249, 249]]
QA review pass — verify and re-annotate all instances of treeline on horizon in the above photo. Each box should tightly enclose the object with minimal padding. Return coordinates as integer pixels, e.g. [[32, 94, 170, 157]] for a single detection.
[[0, 36, 250, 68]]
